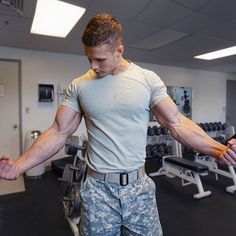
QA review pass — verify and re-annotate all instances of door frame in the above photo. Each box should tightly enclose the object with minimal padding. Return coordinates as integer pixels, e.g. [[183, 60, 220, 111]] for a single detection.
[[226, 79, 236, 130], [0, 58, 22, 155]]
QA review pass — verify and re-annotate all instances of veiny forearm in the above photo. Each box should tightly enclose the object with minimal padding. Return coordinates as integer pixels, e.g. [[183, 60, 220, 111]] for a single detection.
[[0, 106, 81, 179], [152, 97, 233, 164], [167, 114, 227, 159], [14, 126, 67, 174]]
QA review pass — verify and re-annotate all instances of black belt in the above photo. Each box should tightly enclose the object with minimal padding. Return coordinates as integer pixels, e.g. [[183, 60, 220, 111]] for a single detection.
[[87, 166, 145, 186]]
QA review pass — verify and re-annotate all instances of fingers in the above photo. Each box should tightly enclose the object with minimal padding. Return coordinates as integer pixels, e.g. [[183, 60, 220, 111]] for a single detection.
[[221, 139, 236, 165], [0, 159, 9, 171], [220, 158, 231, 166], [228, 140, 236, 152], [0, 158, 19, 180], [228, 137, 236, 145], [220, 148, 236, 166]]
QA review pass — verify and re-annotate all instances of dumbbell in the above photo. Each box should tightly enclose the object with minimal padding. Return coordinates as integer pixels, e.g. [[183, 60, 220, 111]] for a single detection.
[[154, 126, 162, 136], [216, 122, 223, 130], [147, 126, 155, 136], [222, 123, 227, 130], [146, 144, 153, 158], [160, 127, 168, 135]]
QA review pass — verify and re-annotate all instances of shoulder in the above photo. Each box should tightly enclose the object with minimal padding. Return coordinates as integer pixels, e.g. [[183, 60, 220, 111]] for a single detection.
[[68, 70, 96, 91], [129, 62, 163, 86], [72, 70, 96, 85], [130, 62, 160, 78], [65, 70, 96, 98]]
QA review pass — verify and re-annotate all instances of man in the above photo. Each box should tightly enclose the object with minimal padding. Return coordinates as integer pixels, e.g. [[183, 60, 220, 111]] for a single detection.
[[1, 13, 236, 236]]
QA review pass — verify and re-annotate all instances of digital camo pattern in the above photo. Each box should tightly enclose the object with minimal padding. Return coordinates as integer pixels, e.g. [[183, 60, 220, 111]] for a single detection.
[[79, 174, 163, 236]]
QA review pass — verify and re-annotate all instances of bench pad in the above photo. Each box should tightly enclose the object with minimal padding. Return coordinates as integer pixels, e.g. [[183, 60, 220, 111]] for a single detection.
[[165, 156, 208, 173]]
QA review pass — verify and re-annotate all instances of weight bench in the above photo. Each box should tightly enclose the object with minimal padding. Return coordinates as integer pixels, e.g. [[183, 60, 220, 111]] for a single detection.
[[150, 156, 211, 199], [195, 154, 236, 195]]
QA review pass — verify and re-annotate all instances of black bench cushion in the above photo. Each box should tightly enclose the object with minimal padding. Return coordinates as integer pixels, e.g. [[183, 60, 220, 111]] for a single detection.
[[165, 156, 208, 173]]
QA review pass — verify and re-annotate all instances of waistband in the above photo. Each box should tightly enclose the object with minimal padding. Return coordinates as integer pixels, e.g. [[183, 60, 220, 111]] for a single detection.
[[87, 166, 145, 186]]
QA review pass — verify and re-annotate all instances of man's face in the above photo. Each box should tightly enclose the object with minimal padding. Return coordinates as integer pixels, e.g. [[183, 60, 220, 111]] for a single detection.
[[84, 43, 120, 78]]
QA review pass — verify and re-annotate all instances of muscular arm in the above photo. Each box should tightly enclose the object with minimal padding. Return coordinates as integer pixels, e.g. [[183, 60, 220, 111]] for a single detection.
[[151, 96, 236, 165], [0, 105, 82, 179]]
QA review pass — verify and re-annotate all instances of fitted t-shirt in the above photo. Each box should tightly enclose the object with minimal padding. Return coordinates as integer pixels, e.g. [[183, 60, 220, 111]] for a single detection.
[[62, 62, 168, 173]]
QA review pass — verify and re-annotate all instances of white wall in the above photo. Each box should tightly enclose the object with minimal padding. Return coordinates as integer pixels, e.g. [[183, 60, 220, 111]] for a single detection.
[[1, 46, 236, 163], [0, 47, 89, 163], [137, 63, 235, 122]]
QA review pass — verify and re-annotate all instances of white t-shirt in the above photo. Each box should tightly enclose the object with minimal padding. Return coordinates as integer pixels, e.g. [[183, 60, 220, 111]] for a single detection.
[[62, 62, 168, 173]]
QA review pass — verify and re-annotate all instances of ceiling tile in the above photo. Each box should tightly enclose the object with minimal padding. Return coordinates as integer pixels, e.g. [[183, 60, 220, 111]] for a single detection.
[[0, 15, 31, 32], [199, 22, 236, 43], [198, 0, 236, 20], [131, 29, 189, 50], [172, 0, 209, 10], [119, 19, 159, 45], [88, 0, 152, 19], [170, 12, 222, 34], [133, 0, 193, 27]]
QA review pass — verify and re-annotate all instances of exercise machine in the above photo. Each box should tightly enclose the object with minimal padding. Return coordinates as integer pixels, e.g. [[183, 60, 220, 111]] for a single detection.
[[58, 135, 87, 236]]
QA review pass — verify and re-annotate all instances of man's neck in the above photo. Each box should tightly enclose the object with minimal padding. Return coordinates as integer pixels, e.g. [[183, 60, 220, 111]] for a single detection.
[[111, 58, 130, 75]]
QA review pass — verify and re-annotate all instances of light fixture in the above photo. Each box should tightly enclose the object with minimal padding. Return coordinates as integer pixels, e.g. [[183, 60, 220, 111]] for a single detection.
[[194, 46, 236, 60], [30, 0, 86, 38]]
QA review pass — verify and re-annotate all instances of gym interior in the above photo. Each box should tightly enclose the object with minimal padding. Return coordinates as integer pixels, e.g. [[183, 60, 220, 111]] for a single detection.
[[1, 1, 236, 236]]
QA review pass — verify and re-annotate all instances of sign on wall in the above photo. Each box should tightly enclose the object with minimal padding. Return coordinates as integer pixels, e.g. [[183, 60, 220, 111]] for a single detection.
[[167, 86, 192, 119], [0, 84, 5, 96]]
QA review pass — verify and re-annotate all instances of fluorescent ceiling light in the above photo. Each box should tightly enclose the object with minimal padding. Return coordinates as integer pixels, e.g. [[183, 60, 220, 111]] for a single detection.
[[31, 0, 86, 38], [194, 46, 236, 60]]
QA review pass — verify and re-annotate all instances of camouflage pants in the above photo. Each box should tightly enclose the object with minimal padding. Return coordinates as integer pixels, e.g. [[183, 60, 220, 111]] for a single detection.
[[79, 174, 163, 236]]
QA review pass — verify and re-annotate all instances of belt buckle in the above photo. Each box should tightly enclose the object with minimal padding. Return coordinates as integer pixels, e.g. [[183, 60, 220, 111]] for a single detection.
[[120, 172, 128, 186]]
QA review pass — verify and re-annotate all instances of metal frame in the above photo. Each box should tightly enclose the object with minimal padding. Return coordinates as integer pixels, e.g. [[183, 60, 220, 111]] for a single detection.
[[150, 155, 211, 199], [149, 138, 211, 199], [196, 154, 236, 195]]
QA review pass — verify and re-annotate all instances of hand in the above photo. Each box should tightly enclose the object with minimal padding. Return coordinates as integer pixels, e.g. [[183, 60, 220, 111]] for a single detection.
[[228, 138, 236, 152], [0, 155, 20, 180], [220, 139, 236, 166]]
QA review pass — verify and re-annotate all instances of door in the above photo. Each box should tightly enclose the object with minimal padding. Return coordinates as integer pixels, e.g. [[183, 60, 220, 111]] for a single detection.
[[226, 80, 236, 130], [0, 60, 21, 160]]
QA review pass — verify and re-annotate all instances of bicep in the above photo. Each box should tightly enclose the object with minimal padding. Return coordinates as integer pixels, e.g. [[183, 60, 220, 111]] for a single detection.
[[53, 105, 82, 137]]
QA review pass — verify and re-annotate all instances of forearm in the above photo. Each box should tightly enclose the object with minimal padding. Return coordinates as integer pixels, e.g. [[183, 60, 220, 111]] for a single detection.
[[152, 97, 236, 165], [168, 114, 227, 159], [0, 106, 81, 180], [14, 126, 67, 174]]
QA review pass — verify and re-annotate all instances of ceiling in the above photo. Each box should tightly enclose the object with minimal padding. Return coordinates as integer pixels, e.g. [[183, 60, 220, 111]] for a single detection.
[[1, 0, 236, 74]]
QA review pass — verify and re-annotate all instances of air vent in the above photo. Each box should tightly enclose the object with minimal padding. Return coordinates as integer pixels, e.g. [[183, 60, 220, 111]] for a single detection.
[[0, 0, 23, 15]]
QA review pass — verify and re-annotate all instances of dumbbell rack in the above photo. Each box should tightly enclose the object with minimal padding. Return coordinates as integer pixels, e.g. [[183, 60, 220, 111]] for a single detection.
[[146, 121, 174, 160]]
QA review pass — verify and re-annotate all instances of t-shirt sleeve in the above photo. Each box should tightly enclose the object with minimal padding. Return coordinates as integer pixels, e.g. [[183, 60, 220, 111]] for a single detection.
[[149, 71, 169, 108], [62, 79, 82, 113]]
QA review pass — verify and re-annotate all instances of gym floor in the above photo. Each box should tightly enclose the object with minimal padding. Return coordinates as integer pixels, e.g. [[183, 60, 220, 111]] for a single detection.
[[0, 159, 236, 236]]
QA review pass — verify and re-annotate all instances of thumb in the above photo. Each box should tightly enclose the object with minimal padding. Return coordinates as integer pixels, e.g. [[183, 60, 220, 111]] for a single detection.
[[0, 154, 10, 161]]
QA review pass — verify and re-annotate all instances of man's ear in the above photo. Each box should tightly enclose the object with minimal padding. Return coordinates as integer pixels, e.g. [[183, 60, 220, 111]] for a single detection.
[[115, 45, 124, 58]]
